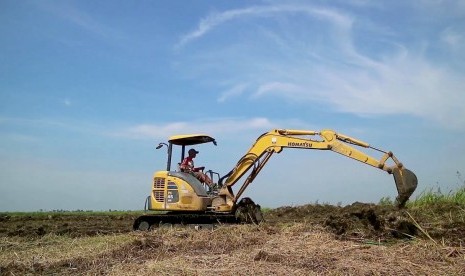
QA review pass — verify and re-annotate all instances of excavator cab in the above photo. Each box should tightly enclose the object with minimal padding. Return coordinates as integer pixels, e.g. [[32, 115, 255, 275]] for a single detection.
[[145, 134, 218, 212], [156, 134, 217, 172], [165, 134, 222, 190]]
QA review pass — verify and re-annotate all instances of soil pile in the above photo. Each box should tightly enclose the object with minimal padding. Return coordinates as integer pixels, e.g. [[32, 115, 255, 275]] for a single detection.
[[266, 202, 465, 245], [1, 203, 465, 275], [1, 202, 464, 246]]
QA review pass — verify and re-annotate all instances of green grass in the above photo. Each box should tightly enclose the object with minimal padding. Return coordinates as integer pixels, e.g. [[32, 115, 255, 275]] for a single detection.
[[409, 186, 465, 206], [379, 171, 465, 207]]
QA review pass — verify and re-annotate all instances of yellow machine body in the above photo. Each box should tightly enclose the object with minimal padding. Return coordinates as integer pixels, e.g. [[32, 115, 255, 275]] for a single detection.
[[148, 171, 212, 211], [134, 128, 418, 230], [146, 129, 418, 213]]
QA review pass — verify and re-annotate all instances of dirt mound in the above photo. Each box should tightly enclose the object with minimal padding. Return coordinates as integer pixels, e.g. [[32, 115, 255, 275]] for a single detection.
[[323, 202, 417, 241], [2, 223, 464, 275], [266, 202, 465, 245], [0, 213, 137, 238], [1, 202, 464, 246], [1, 202, 465, 275]]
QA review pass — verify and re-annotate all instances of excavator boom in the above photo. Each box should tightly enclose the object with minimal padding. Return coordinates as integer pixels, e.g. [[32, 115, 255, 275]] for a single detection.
[[219, 129, 417, 208]]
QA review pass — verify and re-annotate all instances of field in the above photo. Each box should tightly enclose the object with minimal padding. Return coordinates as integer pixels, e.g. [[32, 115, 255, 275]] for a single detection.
[[1, 199, 464, 275]]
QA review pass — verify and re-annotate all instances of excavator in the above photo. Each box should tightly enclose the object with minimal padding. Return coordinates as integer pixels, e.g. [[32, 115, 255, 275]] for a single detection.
[[133, 129, 418, 230]]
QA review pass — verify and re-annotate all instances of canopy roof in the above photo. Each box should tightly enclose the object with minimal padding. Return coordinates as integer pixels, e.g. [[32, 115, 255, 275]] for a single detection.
[[168, 134, 216, 146]]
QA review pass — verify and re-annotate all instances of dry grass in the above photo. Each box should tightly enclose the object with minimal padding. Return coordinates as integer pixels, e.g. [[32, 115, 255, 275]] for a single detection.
[[0, 234, 136, 274], [2, 222, 464, 275]]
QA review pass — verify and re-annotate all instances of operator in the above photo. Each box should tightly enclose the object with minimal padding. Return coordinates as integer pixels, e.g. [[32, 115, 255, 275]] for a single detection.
[[180, 148, 213, 187]]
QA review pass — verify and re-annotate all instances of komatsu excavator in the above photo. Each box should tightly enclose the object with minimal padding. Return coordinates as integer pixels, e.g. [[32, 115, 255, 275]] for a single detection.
[[133, 129, 418, 230]]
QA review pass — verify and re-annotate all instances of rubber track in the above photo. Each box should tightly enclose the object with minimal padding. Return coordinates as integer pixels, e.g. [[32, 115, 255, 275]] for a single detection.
[[133, 212, 239, 230]]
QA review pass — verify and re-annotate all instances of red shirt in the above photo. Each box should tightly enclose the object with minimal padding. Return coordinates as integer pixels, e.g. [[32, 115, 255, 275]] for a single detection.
[[181, 156, 195, 172]]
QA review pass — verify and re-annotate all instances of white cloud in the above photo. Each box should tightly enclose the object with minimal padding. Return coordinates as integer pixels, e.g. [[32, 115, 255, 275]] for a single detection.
[[441, 27, 464, 51], [0, 116, 309, 143], [177, 3, 465, 129], [0, 117, 105, 138], [253, 82, 304, 98], [218, 83, 249, 102], [117, 117, 277, 140], [38, 2, 125, 40], [177, 5, 352, 48], [0, 133, 38, 143], [271, 49, 465, 128], [0, 157, 147, 211], [0, 117, 69, 128]]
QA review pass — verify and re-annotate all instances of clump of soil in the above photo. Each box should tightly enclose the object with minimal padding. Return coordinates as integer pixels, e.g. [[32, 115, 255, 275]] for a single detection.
[[1, 202, 464, 246], [266, 201, 465, 245], [323, 202, 417, 241], [0, 214, 138, 238], [1, 205, 465, 275]]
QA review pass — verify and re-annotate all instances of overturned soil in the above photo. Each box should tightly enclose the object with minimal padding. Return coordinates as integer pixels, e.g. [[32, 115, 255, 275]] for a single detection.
[[267, 202, 465, 245], [0, 213, 139, 238], [1, 202, 464, 245], [1, 203, 465, 275]]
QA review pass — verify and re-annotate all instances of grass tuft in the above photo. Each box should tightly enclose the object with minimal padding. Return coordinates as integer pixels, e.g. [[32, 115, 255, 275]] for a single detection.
[[410, 185, 465, 207], [379, 171, 465, 207]]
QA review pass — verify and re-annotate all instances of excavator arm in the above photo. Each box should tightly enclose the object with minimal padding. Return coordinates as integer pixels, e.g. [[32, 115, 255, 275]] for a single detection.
[[218, 129, 417, 209]]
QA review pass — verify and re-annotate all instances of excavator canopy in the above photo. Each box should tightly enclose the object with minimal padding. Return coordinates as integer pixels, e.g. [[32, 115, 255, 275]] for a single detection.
[[168, 134, 216, 146]]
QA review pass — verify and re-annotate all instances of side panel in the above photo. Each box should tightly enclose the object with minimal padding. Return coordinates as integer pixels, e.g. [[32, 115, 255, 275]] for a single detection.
[[149, 171, 211, 211]]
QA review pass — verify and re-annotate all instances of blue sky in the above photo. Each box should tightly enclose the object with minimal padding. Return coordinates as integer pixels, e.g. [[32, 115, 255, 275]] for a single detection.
[[1, 0, 464, 211]]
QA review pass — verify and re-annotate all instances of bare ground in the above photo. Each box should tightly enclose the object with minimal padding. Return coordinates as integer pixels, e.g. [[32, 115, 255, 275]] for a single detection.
[[1, 202, 464, 275]]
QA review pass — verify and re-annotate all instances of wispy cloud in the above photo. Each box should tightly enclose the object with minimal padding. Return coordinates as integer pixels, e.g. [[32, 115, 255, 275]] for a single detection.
[[0, 117, 105, 139], [116, 117, 277, 140], [38, 2, 125, 40], [0, 117, 70, 129], [441, 27, 465, 51], [177, 5, 352, 48], [0, 116, 314, 142], [253, 82, 304, 98], [218, 83, 249, 102], [176, 3, 465, 129]]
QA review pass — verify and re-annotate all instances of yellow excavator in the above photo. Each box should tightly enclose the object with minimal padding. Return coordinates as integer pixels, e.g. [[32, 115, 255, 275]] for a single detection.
[[133, 129, 418, 230]]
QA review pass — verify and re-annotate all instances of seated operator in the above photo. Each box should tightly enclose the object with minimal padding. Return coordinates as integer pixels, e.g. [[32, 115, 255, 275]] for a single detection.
[[180, 148, 213, 187]]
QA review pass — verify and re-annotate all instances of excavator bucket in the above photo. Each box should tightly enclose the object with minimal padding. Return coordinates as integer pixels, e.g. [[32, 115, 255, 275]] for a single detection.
[[392, 167, 418, 208]]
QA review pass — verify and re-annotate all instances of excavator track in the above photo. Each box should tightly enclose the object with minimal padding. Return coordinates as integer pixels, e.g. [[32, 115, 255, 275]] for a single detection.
[[133, 212, 238, 230], [133, 197, 263, 231]]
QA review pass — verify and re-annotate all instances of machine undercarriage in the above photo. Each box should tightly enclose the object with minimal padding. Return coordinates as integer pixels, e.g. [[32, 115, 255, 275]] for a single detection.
[[133, 197, 263, 230]]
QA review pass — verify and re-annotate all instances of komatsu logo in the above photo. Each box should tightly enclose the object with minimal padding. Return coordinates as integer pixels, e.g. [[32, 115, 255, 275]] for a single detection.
[[288, 142, 312, 148]]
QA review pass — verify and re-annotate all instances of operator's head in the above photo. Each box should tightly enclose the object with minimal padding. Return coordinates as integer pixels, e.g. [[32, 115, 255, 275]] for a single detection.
[[188, 148, 199, 157]]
